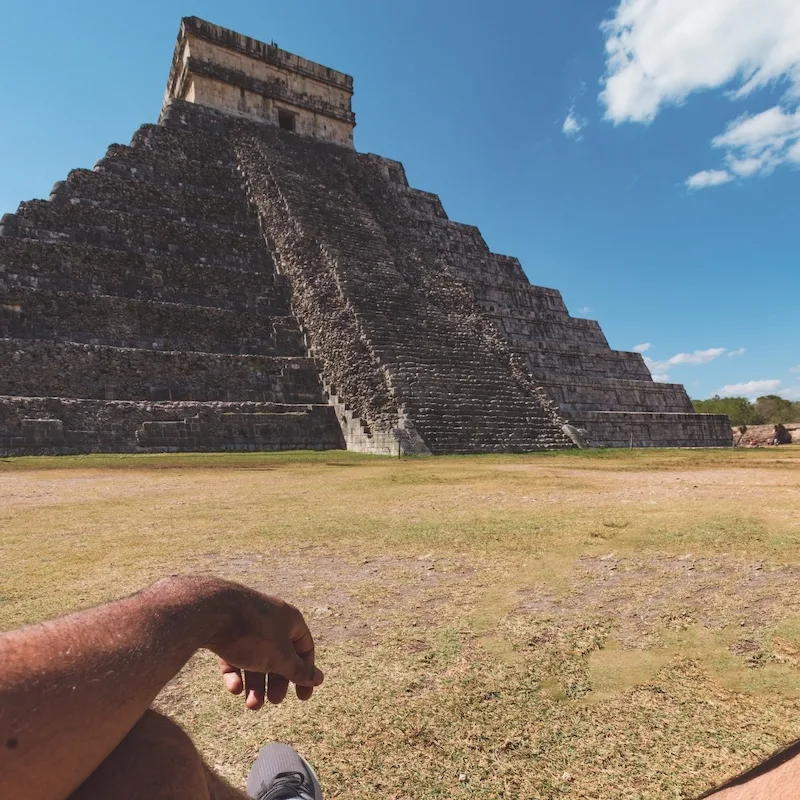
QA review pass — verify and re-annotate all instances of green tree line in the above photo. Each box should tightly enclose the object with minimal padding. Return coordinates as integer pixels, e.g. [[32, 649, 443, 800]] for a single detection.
[[692, 394, 800, 426]]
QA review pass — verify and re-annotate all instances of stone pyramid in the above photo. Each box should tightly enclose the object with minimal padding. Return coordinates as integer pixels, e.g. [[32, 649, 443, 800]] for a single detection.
[[0, 17, 731, 455]]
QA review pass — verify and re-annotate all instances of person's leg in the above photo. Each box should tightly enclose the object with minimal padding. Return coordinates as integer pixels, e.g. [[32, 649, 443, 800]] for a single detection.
[[67, 709, 246, 800], [698, 739, 800, 799], [247, 742, 322, 800]]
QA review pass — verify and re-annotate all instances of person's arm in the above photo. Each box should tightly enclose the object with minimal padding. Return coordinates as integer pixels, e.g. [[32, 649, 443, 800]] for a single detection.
[[0, 575, 323, 800]]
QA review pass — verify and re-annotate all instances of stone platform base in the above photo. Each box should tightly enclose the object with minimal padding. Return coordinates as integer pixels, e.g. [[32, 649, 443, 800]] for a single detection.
[[569, 411, 732, 448], [0, 396, 344, 456]]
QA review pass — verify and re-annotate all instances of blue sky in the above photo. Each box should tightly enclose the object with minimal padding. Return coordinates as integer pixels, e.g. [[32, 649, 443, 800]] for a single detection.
[[1, 0, 797, 400]]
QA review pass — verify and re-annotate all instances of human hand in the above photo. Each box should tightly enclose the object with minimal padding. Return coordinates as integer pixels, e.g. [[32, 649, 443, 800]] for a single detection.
[[203, 582, 324, 711]]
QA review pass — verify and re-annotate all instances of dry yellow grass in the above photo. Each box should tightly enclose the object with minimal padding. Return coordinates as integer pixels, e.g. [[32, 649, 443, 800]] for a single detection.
[[2, 447, 799, 798]]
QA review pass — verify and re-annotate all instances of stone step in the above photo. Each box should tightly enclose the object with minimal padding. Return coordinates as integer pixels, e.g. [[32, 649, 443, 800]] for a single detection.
[[2, 201, 266, 266], [0, 339, 324, 403], [0, 238, 288, 312], [0, 288, 304, 356], [54, 168, 255, 228], [0, 396, 344, 455]]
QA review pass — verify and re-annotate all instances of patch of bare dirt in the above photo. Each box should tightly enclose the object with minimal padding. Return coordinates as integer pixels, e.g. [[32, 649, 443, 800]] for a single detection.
[[516, 555, 800, 649], [0, 472, 191, 508], [489, 466, 800, 506], [183, 547, 478, 645]]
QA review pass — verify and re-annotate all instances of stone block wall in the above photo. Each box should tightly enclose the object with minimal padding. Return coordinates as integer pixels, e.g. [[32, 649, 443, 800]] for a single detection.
[[568, 411, 732, 448], [0, 238, 292, 314], [162, 17, 356, 147], [1, 289, 304, 355], [0, 397, 342, 454], [0, 340, 322, 402]]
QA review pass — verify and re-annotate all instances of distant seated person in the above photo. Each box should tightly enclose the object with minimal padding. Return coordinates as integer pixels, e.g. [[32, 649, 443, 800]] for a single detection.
[[773, 423, 792, 446], [1, 575, 800, 799]]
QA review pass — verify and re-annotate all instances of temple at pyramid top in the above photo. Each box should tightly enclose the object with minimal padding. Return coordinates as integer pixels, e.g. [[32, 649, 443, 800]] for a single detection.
[[162, 16, 356, 147]]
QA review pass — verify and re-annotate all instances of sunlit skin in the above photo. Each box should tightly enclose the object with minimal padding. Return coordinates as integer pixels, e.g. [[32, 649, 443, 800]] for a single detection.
[[0, 576, 323, 800], [0, 574, 797, 799]]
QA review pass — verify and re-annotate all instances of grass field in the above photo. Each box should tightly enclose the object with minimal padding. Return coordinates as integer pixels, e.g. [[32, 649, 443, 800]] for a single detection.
[[2, 447, 800, 799]]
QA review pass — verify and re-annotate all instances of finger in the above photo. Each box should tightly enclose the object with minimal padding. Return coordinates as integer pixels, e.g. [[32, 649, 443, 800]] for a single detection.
[[296, 682, 314, 702], [267, 672, 290, 705], [291, 621, 316, 667], [288, 614, 323, 688], [294, 631, 321, 701], [218, 658, 243, 695], [277, 639, 324, 688], [244, 671, 266, 711]]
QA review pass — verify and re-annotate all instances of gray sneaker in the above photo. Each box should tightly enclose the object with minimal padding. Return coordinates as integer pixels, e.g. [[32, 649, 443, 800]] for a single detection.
[[247, 743, 322, 800]]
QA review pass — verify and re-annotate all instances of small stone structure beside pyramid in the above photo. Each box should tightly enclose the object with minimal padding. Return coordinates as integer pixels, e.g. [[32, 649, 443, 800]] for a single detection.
[[0, 17, 731, 455]]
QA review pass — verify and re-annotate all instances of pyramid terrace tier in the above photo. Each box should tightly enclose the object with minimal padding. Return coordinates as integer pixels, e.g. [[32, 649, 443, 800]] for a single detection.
[[1, 201, 266, 267], [134, 119, 235, 157], [468, 276, 571, 316], [0, 289, 305, 356], [514, 341, 652, 381], [568, 411, 732, 448], [538, 375, 695, 414], [96, 141, 242, 194], [97, 123, 251, 193], [486, 312, 610, 347], [0, 239, 289, 313], [0, 339, 325, 404], [0, 396, 343, 455], [55, 167, 257, 229]]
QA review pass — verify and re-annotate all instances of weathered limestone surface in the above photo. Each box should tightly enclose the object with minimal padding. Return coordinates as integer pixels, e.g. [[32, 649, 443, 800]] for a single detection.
[[0, 397, 341, 454], [566, 411, 732, 449], [357, 157, 729, 447], [163, 17, 356, 147], [224, 108, 572, 454], [0, 97, 342, 455], [0, 17, 730, 454]]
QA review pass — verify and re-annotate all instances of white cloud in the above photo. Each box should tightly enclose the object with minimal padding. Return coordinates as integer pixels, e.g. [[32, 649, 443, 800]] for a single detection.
[[599, 0, 800, 184], [708, 105, 800, 181], [601, 0, 800, 124], [644, 346, 729, 382], [781, 386, 800, 400], [728, 157, 766, 177], [577, 306, 592, 314], [719, 379, 782, 397], [662, 347, 727, 367], [685, 169, 734, 189], [632, 342, 651, 353], [562, 110, 586, 139], [791, 365, 800, 373], [728, 347, 746, 357]]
